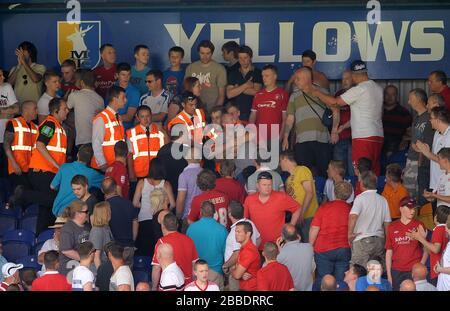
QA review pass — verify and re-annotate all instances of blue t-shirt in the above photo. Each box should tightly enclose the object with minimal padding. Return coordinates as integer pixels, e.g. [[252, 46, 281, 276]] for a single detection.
[[355, 276, 392, 291], [130, 66, 150, 96], [186, 217, 228, 275], [51, 161, 104, 216], [107, 196, 138, 247], [162, 69, 185, 97], [117, 84, 140, 130]]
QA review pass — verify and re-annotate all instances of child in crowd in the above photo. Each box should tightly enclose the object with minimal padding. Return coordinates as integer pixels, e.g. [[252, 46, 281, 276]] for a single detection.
[[382, 163, 409, 220], [323, 160, 354, 204], [71, 241, 96, 291]]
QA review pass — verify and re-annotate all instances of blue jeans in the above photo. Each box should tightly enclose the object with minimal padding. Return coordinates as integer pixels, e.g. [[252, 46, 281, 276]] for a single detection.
[[314, 248, 351, 289], [333, 138, 353, 176]]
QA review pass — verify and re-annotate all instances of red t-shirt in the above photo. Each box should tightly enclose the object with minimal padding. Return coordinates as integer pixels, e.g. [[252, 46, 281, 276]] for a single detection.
[[430, 224, 449, 279], [237, 240, 261, 291], [188, 189, 230, 228], [215, 177, 247, 204], [311, 200, 351, 253], [251, 87, 288, 141], [440, 85, 450, 111], [152, 232, 199, 284], [105, 161, 130, 199], [31, 272, 72, 291], [335, 89, 351, 140], [244, 192, 300, 250], [256, 261, 294, 291], [385, 219, 425, 271], [94, 64, 117, 99]]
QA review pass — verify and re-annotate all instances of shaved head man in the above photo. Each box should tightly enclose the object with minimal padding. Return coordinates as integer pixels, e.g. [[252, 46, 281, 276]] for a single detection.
[[400, 279, 416, 291], [321, 274, 337, 291], [411, 263, 437, 291]]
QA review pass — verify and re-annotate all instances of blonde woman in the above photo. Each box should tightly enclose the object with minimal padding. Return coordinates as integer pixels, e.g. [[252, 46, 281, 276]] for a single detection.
[[59, 200, 90, 276], [133, 158, 175, 256], [89, 202, 114, 269]]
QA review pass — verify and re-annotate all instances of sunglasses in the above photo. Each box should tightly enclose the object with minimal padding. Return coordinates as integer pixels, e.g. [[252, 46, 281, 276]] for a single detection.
[[23, 75, 28, 85]]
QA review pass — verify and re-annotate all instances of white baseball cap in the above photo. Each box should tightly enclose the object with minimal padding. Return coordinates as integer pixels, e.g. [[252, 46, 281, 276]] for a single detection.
[[2, 263, 23, 278]]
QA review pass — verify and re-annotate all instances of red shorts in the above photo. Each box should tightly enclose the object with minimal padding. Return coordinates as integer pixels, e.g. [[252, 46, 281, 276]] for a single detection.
[[352, 136, 384, 176]]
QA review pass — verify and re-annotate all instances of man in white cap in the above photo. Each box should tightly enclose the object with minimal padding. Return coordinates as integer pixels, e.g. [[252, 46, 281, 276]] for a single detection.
[[1, 262, 23, 291]]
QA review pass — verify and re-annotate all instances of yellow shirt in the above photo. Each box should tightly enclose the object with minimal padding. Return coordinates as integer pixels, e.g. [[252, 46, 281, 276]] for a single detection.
[[285, 166, 319, 219]]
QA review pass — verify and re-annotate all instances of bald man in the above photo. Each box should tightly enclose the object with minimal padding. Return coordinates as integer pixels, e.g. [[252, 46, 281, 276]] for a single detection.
[[136, 282, 150, 291], [157, 243, 185, 291], [412, 263, 437, 291], [282, 67, 338, 177], [321, 274, 337, 291], [399, 279, 416, 291]]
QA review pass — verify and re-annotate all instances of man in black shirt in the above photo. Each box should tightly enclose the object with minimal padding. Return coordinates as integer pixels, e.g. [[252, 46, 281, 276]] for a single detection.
[[222, 41, 240, 75], [226, 45, 263, 121]]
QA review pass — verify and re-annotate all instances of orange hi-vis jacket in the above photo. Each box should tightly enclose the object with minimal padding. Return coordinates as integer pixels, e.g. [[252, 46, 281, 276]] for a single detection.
[[126, 123, 165, 178], [7, 116, 38, 174], [91, 107, 125, 169], [29, 115, 67, 174], [168, 109, 207, 144]]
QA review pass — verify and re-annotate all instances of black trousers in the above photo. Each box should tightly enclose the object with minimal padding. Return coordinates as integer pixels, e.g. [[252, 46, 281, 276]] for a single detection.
[[28, 171, 57, 235], [391, 269, 412, 291], [9, 172, 32, 190], [294, 141, 331, 177]]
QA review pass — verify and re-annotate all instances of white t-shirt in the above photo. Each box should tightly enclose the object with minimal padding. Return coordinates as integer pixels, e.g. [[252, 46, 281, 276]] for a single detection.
[[184, 280, 220, 291], [109, 265, 134, 291], [159, 262, 185, 291], [437, 243, 450, 291], [436, 172, 450, 208], [0, 82, 18, 143], [139, 90, 171, 115], [340, 80, 383, 139], [430, 126, 450, 190], [224, 218, 261, 262], [38, 238, 59, 273], [350, 190, 391, 242], [138, 179, 165, 222], [71, 265, 95, 291], [323, 179, 354, 204], [37, 93, 54, 116]]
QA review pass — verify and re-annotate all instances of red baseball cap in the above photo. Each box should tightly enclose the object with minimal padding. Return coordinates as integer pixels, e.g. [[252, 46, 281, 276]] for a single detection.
[[399, 196, 416, 209]]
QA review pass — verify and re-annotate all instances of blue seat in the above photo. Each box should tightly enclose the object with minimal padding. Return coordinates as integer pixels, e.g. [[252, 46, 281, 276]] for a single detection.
[[2, 229, 35, 261], [0, 202, 22, 219], [0, 215, 17, 238], [314, 176, 327, 202], [17, 255, 41, 270], [23, 204, 39, 218], [377, 176, 386, 193], [387, 149, 408, 168], [133, 256, 152, 271], [34, 229, 55, 256], [345, 176, 357, 189], [132, 270, 150, 286], [19, 215, 38, 234]]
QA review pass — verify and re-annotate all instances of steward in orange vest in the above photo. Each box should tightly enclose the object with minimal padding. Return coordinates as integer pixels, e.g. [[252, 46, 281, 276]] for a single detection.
[[126, 105, 168, 178], [29, 99, 69, 174], [167, 91, 219, 147], [4, 101, 38, 179], [91, 86, 126, 170]]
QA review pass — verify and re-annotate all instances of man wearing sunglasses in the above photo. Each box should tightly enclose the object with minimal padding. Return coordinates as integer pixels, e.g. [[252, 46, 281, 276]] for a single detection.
[[8, 41, 46, 103]]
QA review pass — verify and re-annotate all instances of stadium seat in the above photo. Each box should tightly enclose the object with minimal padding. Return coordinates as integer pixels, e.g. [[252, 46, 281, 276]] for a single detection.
[[133, 256, 152, 271], [34, 229, 55, 255], [0, 215, 17, 238], [314, 176, 326, 203], [386, 149, 408, 168], [17, 255, 41, 270], [23, 204, 40, 218], [377, 176, 386, 193], [2, 229, 35, 262], [0, 202, 22, 219], [133, 270, 150, 286], [345, 176, 357, 188], [19, 215, 38, 234]]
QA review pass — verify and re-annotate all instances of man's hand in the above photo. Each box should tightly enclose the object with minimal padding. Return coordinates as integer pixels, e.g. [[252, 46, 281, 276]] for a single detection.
[[434, 262, 442, 274], [387, 274, 393, 285], [415, 140, 430, 155], [12, 162, 22, 175], [348, 232, 360, 245], [330, 132, 339, 145], [406, 225, 427, 241], [276, 236, 285, 250], [423, 189, 435, 202], [244, 77, 253, 89], [242, 272, 252, 281], [15, 48, 26, 66], [282, 137, 290, 151]]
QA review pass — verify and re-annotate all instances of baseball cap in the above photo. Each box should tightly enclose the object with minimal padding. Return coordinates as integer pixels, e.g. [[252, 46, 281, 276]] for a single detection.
[[2, 262, 23, 278], [350, 60, 367, 73], [399, 196, 416, 209], [257, 171, 273, 181], [181, 91, 197, 103], [48, 216, 67, 229]]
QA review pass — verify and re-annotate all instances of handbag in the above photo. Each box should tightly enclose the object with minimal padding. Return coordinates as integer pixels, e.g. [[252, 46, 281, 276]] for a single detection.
[[302, 92, 333, 132]]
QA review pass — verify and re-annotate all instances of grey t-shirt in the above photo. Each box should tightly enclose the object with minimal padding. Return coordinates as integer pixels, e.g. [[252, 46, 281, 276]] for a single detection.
[[409, 111, 434, 161], [89, 225, 113, 264], [59, 220, 90, 275], [277, 241, 314, 291]]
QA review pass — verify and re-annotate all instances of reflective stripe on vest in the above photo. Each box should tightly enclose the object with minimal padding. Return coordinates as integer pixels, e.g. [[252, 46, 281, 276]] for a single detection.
[[129, 126, 165, 160], [11, 118, 37, 151], [101, 111, 121, 147], [46, 128, 67, 153]]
